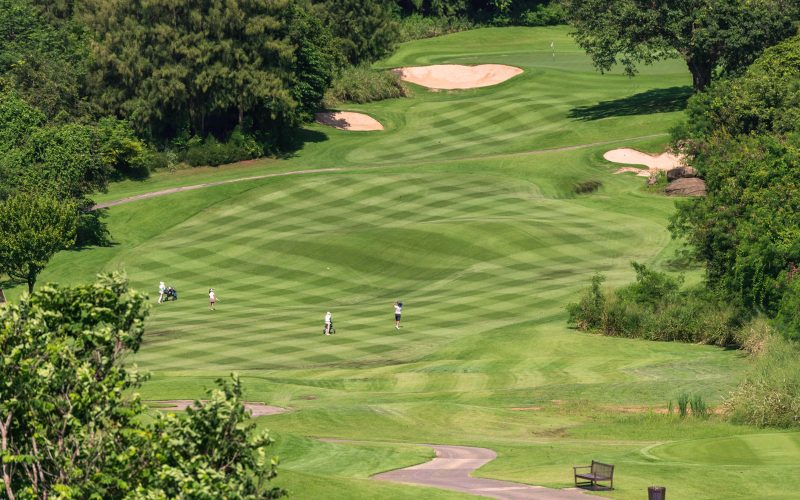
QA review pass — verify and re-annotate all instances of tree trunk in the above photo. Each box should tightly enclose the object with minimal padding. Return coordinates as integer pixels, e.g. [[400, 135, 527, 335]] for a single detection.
[[27, 269, 35, 294], [687, 57, 712, 92]]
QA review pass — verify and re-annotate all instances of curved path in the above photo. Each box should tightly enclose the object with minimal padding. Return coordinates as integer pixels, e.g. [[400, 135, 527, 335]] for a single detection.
[[93, 134, 667, 210], [149, 399, 288, 417], [373, 444, 604, 499]]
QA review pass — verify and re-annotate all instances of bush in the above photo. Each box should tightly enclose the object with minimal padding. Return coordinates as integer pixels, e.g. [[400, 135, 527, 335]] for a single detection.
[[184, 129, 264, 167], [398, 14, 475, 41], [573, 180, 602, 194], [725, 334, 800, 428], [517, 1, 567, 26], [323, 66, 409, 107], [567, 262, 742, 345]]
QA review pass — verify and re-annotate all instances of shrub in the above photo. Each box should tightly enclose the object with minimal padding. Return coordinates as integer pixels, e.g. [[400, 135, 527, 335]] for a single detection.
[[573, 180, 602, 194], [566, 273, 606, 330], [725, 334, 800, 428], [517, 2, 567, 26], [323, 66, 409, 107], [398, 14, 475, 41], [184, 129, 264, 167], [567, 262, 742, 345]]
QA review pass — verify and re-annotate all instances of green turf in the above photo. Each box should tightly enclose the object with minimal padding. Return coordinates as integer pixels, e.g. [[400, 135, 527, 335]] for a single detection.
[[12, 26, 800, 498]]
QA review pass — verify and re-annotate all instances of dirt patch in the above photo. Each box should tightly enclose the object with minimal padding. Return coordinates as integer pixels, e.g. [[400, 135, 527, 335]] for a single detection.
[[149, 400, 288, 417], [315, 111, 384, 131], [393, 64, 523, 90], [510, 406, 543, 411], [605, 148, 684, 173]]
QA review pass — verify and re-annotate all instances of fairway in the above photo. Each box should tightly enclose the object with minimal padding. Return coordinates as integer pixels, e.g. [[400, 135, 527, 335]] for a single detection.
[[29, 26, 800, 498]]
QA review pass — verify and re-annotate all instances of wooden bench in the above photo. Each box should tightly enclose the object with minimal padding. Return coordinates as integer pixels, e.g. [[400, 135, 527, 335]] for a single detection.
[[573, 460, 614, 490]]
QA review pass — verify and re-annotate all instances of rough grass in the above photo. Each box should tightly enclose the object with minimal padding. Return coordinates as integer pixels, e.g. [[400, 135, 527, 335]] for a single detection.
[[11, 26, 800, 499]]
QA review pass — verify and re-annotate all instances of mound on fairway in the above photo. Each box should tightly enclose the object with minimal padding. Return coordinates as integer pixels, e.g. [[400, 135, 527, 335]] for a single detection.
[[393, 64, 523, 89], [605, 148, 684, 176], [315, 111, 384, 131]]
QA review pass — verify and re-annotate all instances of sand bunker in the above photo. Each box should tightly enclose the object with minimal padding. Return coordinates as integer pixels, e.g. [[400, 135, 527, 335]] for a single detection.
[[315, 111, 384, 131], [604, 148, 684, 176], [393, 64, 523, 90]]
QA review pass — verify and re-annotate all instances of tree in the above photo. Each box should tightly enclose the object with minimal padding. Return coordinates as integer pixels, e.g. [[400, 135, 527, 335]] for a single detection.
[[562, 0, 798, 91], [285, 2, 343, 120], [0, 0, 90, 120], [670, 35, 800, 314], [82, 0, 296, 142], [0, 274, 285, 498], [317, 0, 400, 65], [0, 192, 77, 293]]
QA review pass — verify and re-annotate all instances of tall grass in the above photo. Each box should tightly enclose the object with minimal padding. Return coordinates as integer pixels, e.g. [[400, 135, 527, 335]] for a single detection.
[[725, 333, 800, 428], [323, 66, 409, 107]]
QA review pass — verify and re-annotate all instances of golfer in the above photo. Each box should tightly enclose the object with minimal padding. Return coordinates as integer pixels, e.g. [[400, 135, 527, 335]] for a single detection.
[[394, 301, 403, 330], [209, 288, 218, 310], [324, 311, 332, 335], [158, 281, 166, 303]]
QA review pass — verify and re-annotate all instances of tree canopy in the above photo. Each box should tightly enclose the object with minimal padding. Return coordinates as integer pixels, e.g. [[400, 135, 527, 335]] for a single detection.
[[670, 35, 800, 336], [0, 274, 284, 498], [0, 192, 77, 293], [562, 0, 798, 91]]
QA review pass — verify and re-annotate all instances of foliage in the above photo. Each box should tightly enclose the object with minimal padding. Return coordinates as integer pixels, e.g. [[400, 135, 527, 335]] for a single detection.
[[567, 263, 741, 345], [0, 88, 45, 160], [317, 0, 400, 65], [0, 0, 90, 119], [323, 66, 409, 107], [725, 333, 800, 428], [572, 179, 601, 194], [285, 2, 344, 121], [184, 130, 265, 167], [82, 0, 297, 142], [0, 192, 77, 292], [0, 274, 285, 497], [671, 36, 800, 315], [562, 0, 798, 91], [398, 13, 475, 41]]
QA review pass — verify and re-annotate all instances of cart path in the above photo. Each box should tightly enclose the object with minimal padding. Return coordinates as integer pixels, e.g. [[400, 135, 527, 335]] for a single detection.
[[372, 444, 605, 499], [149, 399, 288, 417], [94, 133, 667, 209]]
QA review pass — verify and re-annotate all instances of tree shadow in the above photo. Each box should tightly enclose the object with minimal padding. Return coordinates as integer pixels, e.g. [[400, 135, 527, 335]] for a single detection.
[[569, 86, 694, 121], [277, 127, 329, 159]]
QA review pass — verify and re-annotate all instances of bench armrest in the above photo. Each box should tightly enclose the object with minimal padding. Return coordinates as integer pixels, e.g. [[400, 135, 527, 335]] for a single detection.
[[573, 465, 591, 472]]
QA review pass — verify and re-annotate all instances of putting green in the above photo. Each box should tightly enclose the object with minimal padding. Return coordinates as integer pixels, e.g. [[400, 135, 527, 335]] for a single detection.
[[14, 26, 800, 499]]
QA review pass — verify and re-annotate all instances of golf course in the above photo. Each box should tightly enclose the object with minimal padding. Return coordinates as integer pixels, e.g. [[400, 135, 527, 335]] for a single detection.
[[19, 26, 800, 498]]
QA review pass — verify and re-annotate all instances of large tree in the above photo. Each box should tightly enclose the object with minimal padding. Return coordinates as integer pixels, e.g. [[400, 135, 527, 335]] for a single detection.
[[0, 274, 284, 498], [82, 0, 296, 141], [562, 0, 798, 91], [670, 35, 800, 317], [317, 0, 400, 65], [0, 192, 77, 293]]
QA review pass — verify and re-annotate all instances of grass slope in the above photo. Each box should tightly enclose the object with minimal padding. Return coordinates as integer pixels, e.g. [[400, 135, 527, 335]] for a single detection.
[[13, 26, 800, 498]]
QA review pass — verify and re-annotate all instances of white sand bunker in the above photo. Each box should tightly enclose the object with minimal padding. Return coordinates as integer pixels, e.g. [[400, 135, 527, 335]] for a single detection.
[[315, 111, 384, 131], [605, 148, 684, 176], [393, 64, 523, 90]]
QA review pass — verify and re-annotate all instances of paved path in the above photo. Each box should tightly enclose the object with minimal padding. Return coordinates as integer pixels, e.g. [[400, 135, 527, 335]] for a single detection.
[[373, 444, 605, 499], [149, 399, 288, 417], [94, 134, 667, 210]]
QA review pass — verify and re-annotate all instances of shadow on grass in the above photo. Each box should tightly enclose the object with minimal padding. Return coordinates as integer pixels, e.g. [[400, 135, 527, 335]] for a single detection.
[[278, 128, 329, 159], [569, 86, 694, 121]]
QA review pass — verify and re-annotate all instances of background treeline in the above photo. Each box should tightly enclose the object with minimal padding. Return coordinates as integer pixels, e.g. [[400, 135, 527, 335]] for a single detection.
[[567, 35, 800, 428]]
